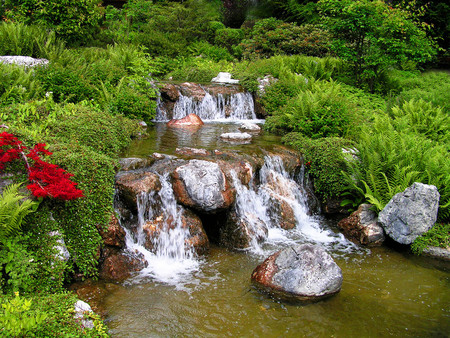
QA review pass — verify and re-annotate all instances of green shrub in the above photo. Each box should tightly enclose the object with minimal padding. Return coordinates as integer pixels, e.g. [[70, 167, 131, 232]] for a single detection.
[[3, 0, 104, 45], [240, 18, 333, 60], [169, 58, 233, 83], [284, 133, 352, 201], [215, 28, 244, 49], [266, 80, 353, 138], [0, 63, 41, 106], [206, 21, 226, 43], [187, 41, 235, 62], [0, 22, 65, 59]]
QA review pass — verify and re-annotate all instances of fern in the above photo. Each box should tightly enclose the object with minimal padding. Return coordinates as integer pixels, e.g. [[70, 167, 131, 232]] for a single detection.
[[0, 184, 39, 243]]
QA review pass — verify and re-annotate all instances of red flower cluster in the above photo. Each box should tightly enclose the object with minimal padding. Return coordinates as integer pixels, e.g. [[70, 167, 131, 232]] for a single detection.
[[0, 132, 83, 200]]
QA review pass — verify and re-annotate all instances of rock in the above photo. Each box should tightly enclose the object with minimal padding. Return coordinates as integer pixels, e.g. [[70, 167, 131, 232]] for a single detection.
[[421, 246, 450, 262], [142, 208, 209, 255], [178, 83, 206, 101], [74, 300, 94, 330], [337, 204, 385, 246], [96, 214, 126, 248], [220, 132, 252, 143], [167, 113, 204, 127], [175, 147, 210, 157], [257, 75, 277, 95], [0, 56, 49, 67], [119, 157, 154, 171], [379, 183, 440, 245], [211, 72, 240, 84], [323, 196, 349, 215], [138, 121, 147, 128], [172, 159, 235, 213], [160, 83, 180, 102], [0, 173, 14, 195], [115, 171, 161, 213], [99, 252, 147, 282], [48, 231, 71, 262], [251, 244, 343, 302], [266, 196, 296, 230], [239, 122, 261, 133], [220, 208, 268, 249]]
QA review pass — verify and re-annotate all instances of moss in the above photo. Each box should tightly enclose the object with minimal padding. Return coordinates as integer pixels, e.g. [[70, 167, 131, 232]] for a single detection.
[[411, 223, 450, 255]]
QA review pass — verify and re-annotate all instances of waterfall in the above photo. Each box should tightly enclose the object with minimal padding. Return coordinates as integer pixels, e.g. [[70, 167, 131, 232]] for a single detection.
[[124, 173, 200, 285], [157, 91, 256, 121], [232, 156, 344, 253]]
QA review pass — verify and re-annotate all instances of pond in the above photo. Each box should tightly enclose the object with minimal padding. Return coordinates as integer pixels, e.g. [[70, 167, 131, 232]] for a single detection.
[[102, 121, 449, 337]]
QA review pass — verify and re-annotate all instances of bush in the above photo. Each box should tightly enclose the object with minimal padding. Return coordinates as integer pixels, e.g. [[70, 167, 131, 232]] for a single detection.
[[187, 41, 235, 62], [0, 63, 41, 107], [411, 223, 450, 254], [283, 133, 352, 201], [215, 28, 244, 49], [240, 18, 333, 60], [168, 58, 233, 83]]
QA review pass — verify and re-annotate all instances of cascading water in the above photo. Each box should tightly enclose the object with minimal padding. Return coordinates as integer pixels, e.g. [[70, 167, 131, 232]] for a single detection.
[[231, 156, 352, 255], [157, 91, 256, 121], [124, 173, 200, 285]]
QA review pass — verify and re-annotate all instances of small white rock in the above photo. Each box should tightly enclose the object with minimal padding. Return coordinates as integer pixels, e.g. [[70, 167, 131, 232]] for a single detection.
[[220, 132, 252, 141], [211, 72, 239, 84], [74, 300, 94, 330], [239, 123, 261, 132]]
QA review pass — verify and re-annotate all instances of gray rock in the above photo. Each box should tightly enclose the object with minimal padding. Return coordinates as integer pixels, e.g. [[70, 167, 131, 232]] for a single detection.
[[220, 132, 252, 143], [257, 75, 278, 95], [239, 122, 261, 133], [74, 300, 94, 329], [421, 246, 450, 262], [172, 160, 235, 213], [119, 157, 154, 171], [49, 231, 70, 262], [379, 183, 440, 244], [211, 72, 239, 84], [251, 244, 343, 302], [0, 56, 49, 67]]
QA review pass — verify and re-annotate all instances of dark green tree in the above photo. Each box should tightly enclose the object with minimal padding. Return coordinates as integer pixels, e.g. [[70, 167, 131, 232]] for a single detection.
[[318, 0, 436, 92]]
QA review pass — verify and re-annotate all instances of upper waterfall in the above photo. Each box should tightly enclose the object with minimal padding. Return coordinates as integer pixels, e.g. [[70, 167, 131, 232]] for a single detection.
[[156, 82, 257, 122]]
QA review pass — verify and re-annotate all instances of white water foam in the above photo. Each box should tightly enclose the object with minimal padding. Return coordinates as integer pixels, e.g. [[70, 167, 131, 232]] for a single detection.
[[124, 173, 201, 286]]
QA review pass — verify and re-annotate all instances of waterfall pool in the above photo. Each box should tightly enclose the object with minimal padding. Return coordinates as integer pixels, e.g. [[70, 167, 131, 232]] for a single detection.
[[97, 122, 450, 337]]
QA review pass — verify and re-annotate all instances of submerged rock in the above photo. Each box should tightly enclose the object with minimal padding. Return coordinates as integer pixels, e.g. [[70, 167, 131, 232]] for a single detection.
[[239, 122, 261, 133], [379, 183, 440, 245], [337, 204, 384, 246], [220, 132, 252, 143], [172, 159, 235, 213], [167, 113, 204, 127], [251, 244, 343, 302]]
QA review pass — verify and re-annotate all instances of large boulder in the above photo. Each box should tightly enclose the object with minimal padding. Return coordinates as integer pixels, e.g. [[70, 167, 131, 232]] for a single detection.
[[251, 244, 343, 302], [172, 159, 235, 213], [167, 113, 204, 128], [115, 171, 161, 212], [378, 183, 440, 245], [160, 83, 180, 102], [337, 204, 385, 246], [96, 214, 126, 248], [178, 83, 206, 101]]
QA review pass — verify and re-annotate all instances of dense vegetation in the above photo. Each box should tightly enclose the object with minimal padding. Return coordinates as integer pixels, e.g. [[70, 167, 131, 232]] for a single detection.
[[0, 0, 448, 335]]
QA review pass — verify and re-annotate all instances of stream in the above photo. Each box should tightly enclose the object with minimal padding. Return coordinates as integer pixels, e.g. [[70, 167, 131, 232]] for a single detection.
[[94, 120, 450, 337]]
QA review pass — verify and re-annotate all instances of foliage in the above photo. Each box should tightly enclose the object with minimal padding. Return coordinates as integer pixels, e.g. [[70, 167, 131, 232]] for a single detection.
[[283, 133, 352, 201], [0, 183, 37, 243], [187, 41, 235, 62], [411, 223, 450, 254], [215, 28, 244, 51], [0, 22, 66, 59], [266, 79, 353, 138], [240, 18, 333, 60], [0, 292, 48, 337], [169, 58, 233, 83], [0, 132, 83, 200], [0, 63, 41, 106], [343, 115, 449, 221], [2, 0, 104, 45], [318, 0, 437, 92], [0, 292, 110, 336]]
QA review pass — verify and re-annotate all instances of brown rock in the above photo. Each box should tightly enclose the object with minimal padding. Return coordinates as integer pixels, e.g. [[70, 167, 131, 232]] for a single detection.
[[96, 214, 126, 248], [167, 113, 204, 128], [178, 82, 206, 101], [115, 171, 161, 212], [175, 147, 210, 157], [160, 83, 180, 102], [337, 204, 385, 246], [99, 252, 147, 282]]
